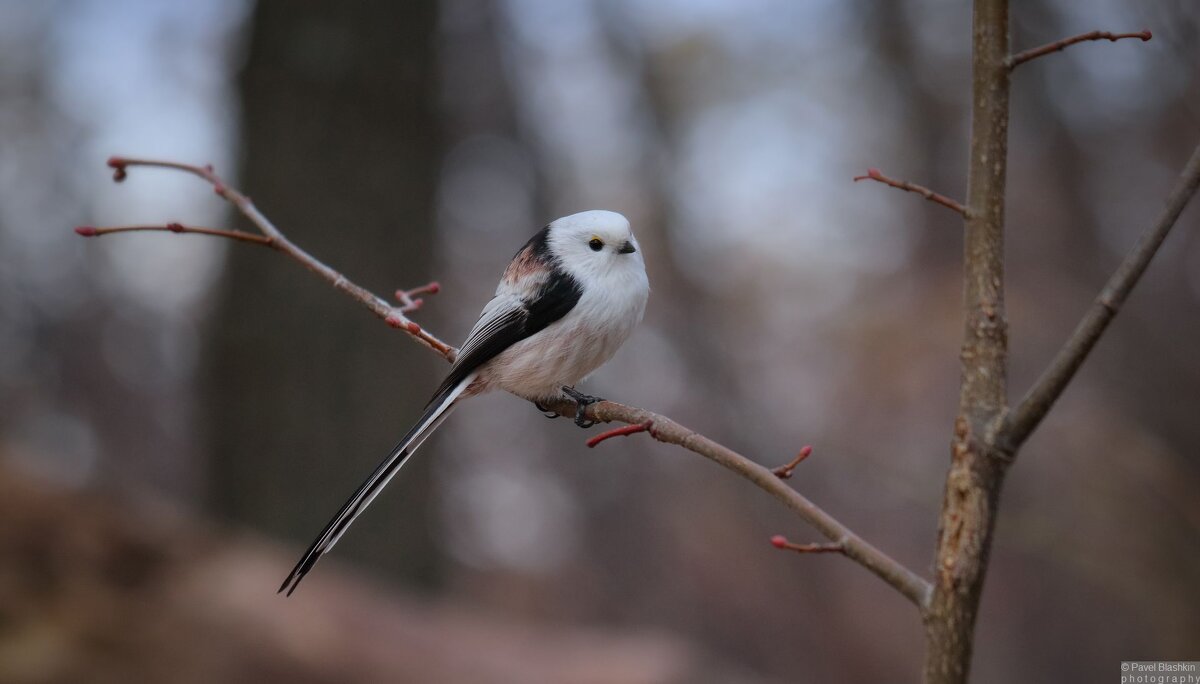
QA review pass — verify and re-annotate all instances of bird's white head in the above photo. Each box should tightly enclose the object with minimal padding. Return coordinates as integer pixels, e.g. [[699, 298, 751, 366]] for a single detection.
[[546, 210, 645, 287]]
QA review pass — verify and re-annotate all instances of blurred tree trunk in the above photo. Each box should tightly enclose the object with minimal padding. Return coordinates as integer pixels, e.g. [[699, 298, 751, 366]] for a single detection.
[[201, 0, 443, 587]]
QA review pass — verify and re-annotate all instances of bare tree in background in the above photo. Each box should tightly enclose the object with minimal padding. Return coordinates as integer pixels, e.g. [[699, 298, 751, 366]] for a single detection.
[[80, 1, 1199, 681], [201, 0, 444, 585]]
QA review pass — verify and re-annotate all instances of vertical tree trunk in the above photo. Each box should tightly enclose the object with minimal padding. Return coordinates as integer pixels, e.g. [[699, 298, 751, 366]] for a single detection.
[[923, 0, 1012, 681], [201, 0, 443, 586]]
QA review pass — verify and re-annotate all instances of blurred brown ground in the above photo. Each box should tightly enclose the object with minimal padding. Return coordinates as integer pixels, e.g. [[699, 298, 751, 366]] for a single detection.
[[0, 464, 777, 684]]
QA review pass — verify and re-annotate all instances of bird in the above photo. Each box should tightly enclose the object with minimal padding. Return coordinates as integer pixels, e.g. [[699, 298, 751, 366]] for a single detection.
[[279, 210, 649, 595]]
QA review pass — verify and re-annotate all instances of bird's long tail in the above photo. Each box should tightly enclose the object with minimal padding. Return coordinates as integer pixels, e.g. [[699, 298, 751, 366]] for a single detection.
[[278, 373, 475, 596]]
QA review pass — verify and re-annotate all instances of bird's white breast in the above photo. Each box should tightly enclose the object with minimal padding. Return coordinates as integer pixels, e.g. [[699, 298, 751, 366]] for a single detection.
[[483, 265, 648, 402]]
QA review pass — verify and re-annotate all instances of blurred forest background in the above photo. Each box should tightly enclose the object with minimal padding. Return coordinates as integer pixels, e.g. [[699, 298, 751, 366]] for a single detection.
[[1, 1, 1198, 682]]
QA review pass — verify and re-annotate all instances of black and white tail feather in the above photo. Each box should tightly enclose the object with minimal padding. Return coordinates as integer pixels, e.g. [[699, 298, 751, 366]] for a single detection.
[[277, 373, 474, 596], [278, 210, 649, 596]]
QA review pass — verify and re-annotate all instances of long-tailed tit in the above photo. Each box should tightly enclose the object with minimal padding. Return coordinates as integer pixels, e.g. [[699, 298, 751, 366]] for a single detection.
[[280, 210, 649, 595]]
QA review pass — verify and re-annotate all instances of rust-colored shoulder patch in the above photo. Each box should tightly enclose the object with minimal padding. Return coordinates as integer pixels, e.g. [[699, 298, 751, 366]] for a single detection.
[[503, 244, 546, 285]]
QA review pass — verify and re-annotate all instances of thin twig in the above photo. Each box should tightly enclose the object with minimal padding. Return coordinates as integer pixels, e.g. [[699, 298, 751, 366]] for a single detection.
[[770, 535, 845, 555], [1007, 30, 1152, 70], [853, 168, 969, 217], [86, 156, 934, 609], [772, 445, 813, 479], [998, 140, 1200, 453], [394, 281, 441, 313], [76, 223, 273, 246], [100, 157, 457, 361], [586, 421, 653, 448]]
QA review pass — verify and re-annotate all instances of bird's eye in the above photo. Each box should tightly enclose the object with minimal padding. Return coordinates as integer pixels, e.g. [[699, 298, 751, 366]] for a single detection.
[[588, 238, 604, 252]]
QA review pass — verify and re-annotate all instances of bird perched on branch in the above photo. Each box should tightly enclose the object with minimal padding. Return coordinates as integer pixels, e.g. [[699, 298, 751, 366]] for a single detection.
[[280, 210, 649, 595]]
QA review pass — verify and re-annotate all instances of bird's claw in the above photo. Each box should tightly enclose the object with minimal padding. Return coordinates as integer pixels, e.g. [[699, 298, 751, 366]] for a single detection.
[[562, 386, 602, 429], [534, 401, 560, 419]]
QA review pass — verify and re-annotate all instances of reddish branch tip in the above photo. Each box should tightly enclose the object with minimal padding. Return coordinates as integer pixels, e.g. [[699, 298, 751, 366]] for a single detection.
[[397, 281, 442, 298], [770, 535, 846, 555], [586, 421, 653, 448], [74, 226, 97, 237], [772, 445, 813, 479], [107, 156, 128, 182]]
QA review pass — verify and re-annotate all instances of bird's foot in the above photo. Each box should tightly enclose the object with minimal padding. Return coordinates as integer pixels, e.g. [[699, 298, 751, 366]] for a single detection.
[[534, 401, 560, 419], [562, 386, 603, 428]]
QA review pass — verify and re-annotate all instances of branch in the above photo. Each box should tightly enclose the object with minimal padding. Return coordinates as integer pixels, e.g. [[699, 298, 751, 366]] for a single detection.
[[586, 421, 653, 448], [1007, 29, 1151, 70], [75, 223, 273, 245], [770, 535, 845, 555], [85, 156, 933, 609], [999, 140, 1200, 452], [539, 396, 931, 606], [853, 168, 969, 217], [98, 157, 457, 361]]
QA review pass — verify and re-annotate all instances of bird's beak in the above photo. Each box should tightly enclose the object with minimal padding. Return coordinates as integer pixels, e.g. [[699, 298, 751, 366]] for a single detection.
[[617, 241, 636, 254]]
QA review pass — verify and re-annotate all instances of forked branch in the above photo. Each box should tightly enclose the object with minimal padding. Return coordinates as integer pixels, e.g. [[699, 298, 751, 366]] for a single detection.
[[94, 157, 456, 360], [537, 396, 929, 606], [394, 281, 441, 313], [82, 157, 933, 609]]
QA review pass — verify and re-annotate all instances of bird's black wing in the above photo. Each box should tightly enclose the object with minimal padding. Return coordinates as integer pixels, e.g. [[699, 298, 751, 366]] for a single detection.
[[427, 245, 583, 402]]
